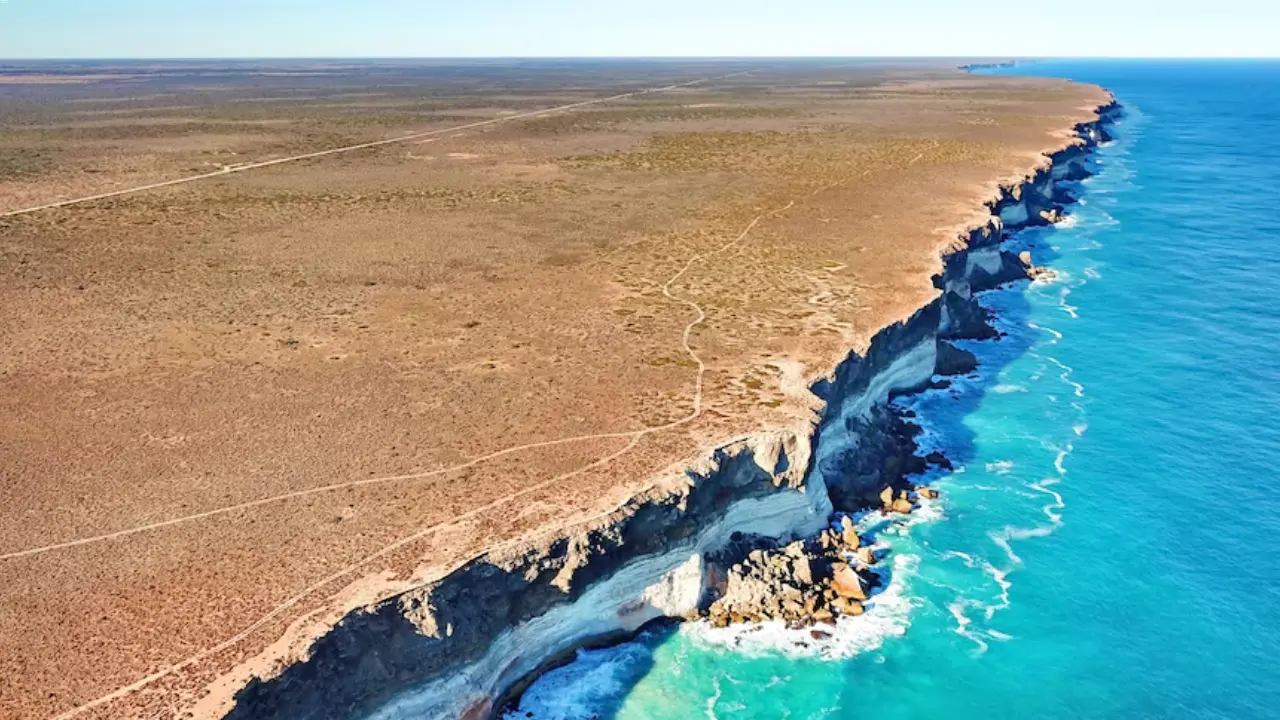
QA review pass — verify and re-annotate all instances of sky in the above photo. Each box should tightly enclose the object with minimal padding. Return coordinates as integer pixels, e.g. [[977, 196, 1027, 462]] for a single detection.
[[0, 0, 1277, 59]]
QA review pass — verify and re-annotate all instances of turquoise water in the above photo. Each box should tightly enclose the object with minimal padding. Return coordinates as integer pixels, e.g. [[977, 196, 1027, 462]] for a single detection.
[[511, 61, 1280, 719]]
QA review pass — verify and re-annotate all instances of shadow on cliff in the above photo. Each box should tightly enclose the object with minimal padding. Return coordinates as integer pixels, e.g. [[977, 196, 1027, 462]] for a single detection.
[[526, 111, 1120, 717], [586, 199, 1089, 720]]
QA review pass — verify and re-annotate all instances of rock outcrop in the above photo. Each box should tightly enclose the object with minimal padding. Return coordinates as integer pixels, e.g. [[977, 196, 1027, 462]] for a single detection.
[[700, 486, 938, 629], [1019, 250, 1058, 282], [702, 519, 876, 628]]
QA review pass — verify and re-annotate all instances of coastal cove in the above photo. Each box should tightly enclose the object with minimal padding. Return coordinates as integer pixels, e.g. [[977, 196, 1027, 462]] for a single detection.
[[222, 86, 1121, 718], [506, 61, 1280, 719]]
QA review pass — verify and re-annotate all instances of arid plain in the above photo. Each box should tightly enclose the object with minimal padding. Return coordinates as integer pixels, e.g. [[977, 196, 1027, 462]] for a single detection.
[[0, 60, 1107, 718]]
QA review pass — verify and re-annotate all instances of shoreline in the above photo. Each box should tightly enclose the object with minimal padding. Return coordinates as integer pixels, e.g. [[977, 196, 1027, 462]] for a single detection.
[[220, 97, 1123, 720], [501, 97, 1125, 717]]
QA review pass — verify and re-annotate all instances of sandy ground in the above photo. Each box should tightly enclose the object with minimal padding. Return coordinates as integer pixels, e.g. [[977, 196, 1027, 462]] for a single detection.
[[0, 59, 1109, 718]]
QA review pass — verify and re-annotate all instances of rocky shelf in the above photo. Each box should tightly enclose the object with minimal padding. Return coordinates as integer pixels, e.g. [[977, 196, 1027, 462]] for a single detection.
[[703, 485, 938, 630]]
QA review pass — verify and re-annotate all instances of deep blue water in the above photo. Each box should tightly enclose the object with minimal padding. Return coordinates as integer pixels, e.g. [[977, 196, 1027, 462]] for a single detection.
[[510, 61, 1280, 719]]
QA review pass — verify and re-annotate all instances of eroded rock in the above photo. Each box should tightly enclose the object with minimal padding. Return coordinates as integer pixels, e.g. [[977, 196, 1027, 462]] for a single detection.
[[701, 488, 931, 629], [839, 516, 860, 549], [831, 562, 868, 600]]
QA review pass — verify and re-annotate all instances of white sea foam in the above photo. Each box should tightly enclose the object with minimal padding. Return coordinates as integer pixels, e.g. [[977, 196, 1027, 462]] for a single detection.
[[1027, 321, 1064, 342], [948, 601, 988, 654], [989, 530, 1024, 566], [985, 460, 1015, 475], [990, 518, 1063, 569], [1054, 444, 1073, 475], [505, 637, 656, 720], [1030, 476, 1066, 527], [705, 676, 723, 719], [980, 559, 1012, 620], [940, 550, 976, 567], [992, 384, 1028, 394], [1045, 355, 1085, 398]]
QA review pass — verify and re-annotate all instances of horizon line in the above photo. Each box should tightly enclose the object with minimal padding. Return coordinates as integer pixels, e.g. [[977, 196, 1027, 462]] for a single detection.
[[3, 54, 1280, 62]]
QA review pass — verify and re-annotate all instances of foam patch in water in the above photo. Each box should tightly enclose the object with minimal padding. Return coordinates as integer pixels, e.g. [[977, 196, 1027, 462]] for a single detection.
[[505, 635, 662, 720]]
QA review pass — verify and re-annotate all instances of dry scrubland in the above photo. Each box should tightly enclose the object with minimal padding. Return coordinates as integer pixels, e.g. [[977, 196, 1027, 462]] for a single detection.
[[0, 59, 1107, 718]]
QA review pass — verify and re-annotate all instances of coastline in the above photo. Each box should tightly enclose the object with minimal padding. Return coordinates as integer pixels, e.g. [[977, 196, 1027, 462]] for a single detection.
[[217, 96, 1123, 720]]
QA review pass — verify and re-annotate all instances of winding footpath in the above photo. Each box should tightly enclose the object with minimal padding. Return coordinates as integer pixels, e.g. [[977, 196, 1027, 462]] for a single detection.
[[2, 70, 762, 564], [51, 196, 800, 720]]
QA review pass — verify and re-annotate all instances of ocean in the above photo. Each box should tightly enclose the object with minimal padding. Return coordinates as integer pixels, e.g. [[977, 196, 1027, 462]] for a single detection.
[[507, 61, 1280, 719]]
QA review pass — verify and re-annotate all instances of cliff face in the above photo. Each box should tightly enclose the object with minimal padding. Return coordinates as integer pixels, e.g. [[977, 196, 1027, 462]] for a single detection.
[[226, 100, 1121, 720]]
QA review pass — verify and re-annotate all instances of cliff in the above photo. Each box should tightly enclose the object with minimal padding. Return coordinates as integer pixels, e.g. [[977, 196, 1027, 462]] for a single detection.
[[224, 99, 1122, 720]]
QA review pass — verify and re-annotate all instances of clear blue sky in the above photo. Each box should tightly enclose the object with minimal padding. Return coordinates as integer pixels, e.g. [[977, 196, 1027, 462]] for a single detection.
[[1, 0, 1276, 59]]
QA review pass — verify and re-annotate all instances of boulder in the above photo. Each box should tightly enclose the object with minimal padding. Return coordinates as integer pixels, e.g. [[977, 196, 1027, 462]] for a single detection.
[[856, 547, 876, 566], [1019, 250, 1034, 266], [782, 599, 804, 619], [923, 451, 952, 470], [831, 563, 868, 600], [891, 497, 914, 514], [879, 486, 895, 509], [917, 486, 939, 500], [839, 516, 860, 549], [935, 340, 978, 376], [793, 554, 813, 586], [832, 597, 865, 616]]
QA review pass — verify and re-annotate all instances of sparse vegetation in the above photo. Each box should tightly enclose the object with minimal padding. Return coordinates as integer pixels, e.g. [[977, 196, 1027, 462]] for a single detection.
[[0, 59, 1109, 720]]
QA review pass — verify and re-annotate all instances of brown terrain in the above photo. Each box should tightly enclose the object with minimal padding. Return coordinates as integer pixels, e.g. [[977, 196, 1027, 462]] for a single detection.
[[0, 59, 1108, 718]]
